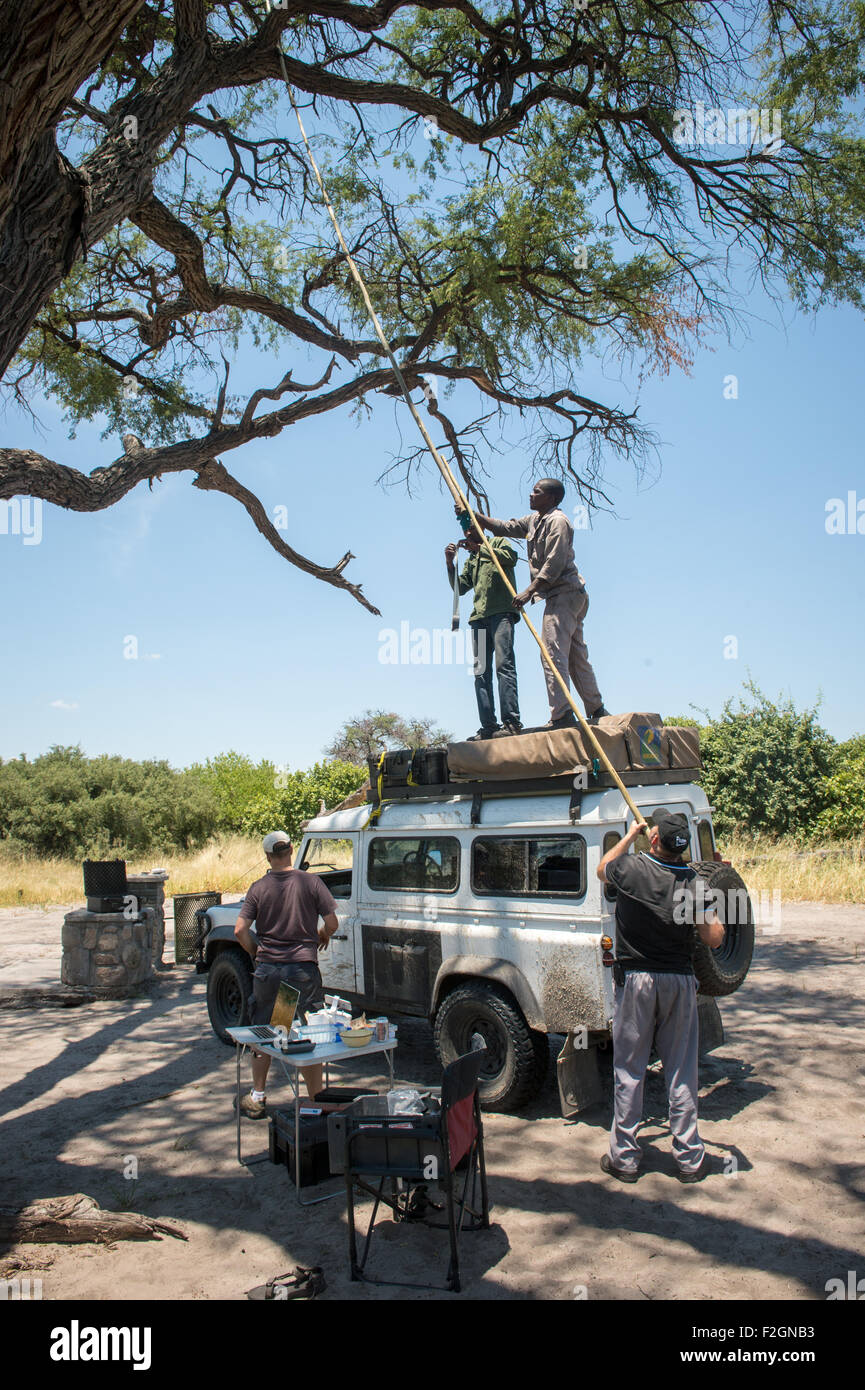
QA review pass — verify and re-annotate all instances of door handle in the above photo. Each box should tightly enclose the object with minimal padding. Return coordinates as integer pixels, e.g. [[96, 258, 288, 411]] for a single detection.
[[333, 934, 348, 941]]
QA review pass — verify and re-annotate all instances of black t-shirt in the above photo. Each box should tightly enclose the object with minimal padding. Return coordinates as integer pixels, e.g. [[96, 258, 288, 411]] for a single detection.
[[605, 851, 706, 975]]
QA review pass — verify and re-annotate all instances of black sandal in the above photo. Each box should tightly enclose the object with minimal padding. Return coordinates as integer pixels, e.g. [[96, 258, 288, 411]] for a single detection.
[[245, 1266, 326, 1300]]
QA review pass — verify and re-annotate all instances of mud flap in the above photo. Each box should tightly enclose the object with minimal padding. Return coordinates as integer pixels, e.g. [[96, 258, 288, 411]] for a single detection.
[[697, 995, 724, 1053], [557, 1033, 604, 1118]]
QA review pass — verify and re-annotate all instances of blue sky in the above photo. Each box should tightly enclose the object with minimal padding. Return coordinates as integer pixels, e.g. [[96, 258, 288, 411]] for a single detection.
[[2, 263, 863, 769]]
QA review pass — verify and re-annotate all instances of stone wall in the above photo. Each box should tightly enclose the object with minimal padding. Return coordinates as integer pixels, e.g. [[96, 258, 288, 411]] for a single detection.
[[126, 871, 169, 968], [61, 908, 155, 995]]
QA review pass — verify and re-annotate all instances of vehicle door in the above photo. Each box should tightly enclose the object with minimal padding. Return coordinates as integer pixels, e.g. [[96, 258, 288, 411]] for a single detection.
[[356, 831, 462, 1013], [297, 833, 358, 994]]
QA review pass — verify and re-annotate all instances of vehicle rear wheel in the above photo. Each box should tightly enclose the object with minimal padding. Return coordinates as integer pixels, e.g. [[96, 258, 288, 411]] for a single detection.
[[433, 981, 548, 1112], [207, 947, 253, 1044], [690, 860, 755, 996]]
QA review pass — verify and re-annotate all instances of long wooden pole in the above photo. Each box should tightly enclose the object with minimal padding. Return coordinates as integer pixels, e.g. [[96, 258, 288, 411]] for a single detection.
[[265, 5, 642, 819]]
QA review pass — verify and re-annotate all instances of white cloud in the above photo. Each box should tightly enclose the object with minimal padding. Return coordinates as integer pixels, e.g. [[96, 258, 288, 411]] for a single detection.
[[49, 699, 79, 710]]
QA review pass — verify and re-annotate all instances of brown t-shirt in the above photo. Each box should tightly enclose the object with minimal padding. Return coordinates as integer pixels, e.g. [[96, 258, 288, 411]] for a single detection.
[[238, 869, 338, 964]]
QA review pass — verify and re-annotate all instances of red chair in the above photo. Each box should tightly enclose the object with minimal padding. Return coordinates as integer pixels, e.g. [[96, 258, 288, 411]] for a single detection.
[[344, 1050, 491, 1292]]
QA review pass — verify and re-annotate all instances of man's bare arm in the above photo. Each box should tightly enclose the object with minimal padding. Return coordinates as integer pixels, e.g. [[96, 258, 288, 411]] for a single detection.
[[234, 915, 256, 959], [318, 912, 339, 952], [597, 820, 647, 881], [697, 912, 725, 949]]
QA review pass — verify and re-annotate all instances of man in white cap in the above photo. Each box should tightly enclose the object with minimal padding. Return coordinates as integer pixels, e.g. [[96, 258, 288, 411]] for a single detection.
[[233, 831, 339, 1118]]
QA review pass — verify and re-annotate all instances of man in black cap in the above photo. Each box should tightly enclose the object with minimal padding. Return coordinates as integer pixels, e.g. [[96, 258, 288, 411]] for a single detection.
[[596, 809, 724, 1183]]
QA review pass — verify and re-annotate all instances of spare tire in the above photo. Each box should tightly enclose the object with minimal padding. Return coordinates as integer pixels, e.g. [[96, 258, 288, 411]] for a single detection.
[[690, 860, 755, 996]]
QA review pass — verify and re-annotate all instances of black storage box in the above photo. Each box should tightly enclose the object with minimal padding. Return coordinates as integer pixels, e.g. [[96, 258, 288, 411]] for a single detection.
[[83, 859, 128, 912], [328, 1095, 442, 1177], [367, 749, 413, 789], [269, 1104, 335, 1188], [83, 859, 128, 896], [313, 1087, 378, 1105], [411, 748, 448, 785]]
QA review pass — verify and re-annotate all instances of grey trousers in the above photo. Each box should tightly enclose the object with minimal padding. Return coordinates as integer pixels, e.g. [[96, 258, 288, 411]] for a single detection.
[[608, 971, 705, 1174], [540, 586, 603, 718]]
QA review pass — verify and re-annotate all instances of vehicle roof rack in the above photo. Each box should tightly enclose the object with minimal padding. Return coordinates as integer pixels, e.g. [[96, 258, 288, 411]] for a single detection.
[[365, 765, 702, 825]]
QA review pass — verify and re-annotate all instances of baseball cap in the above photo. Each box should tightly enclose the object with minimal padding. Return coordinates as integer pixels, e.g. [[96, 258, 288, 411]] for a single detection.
[[652, 809, 691, 854], [262, 831, 292, 854]]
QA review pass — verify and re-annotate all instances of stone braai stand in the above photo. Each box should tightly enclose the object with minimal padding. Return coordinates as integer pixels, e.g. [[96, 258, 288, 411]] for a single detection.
[[126, 870, 169, 969], [61, 907, 155, 995]]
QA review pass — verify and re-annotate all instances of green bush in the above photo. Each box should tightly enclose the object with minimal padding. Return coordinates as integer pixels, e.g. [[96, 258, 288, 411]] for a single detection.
[[241, 760, 368, 842], [815, 735, 865, 838], [189, 751, 277, 833], [0, 746, 218, 856], [699, 683, 835, 839]]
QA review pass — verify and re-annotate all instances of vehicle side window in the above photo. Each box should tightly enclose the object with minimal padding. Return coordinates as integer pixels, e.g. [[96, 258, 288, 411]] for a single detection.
[[367, 837, 460, 893], [299, 837, 354, 898], [698, 819, 715, 861], [603, 831, 621, 902], [471, 836, 585, 897]]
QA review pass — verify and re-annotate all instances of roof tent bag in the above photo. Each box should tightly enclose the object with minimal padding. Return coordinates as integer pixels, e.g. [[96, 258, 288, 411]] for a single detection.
[[447, 713, 700, 781]]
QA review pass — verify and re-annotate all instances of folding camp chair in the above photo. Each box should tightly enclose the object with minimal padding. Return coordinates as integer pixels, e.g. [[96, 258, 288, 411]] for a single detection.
[[343, 1050, 491, 1292]]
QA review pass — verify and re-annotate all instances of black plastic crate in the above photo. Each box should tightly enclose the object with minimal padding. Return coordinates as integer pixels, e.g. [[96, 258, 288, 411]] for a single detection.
[[313, 1087, 378, 1105], [269, 1104, 339, 1188], [411, 748, 448, 785], [86, 895, 127, 914], [329, 1097, 442, 1179], [367, 749, 413, 789]]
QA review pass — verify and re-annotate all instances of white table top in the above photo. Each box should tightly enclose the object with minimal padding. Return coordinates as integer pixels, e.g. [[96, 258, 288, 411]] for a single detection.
[[227, 1026, 397, 1067]]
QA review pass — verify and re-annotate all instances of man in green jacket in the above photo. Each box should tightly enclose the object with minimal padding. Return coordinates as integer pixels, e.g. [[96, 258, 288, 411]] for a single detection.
[[446, 532, 523, 740]]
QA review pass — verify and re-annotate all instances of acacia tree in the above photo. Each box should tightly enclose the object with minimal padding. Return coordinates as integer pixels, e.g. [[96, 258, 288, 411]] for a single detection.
[[325, 710, 453, 764], [2, 0, 865, 611]]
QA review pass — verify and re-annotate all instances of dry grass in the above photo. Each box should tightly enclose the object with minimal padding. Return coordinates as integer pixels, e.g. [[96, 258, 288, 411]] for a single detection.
[[0, 835, 264, 909], [0, 833, 862, 909], [719, 834, 865, 904]]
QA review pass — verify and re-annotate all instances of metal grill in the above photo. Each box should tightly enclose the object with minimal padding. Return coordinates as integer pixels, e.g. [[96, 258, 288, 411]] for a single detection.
[[173, 892, 221, 964]]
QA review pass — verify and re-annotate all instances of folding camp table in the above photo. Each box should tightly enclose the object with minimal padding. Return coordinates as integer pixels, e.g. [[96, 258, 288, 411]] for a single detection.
[[227, 1026, 397, 1205]]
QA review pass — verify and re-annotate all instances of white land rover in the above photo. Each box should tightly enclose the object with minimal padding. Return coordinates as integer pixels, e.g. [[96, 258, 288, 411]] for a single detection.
[[200, 764, 754, 1113]]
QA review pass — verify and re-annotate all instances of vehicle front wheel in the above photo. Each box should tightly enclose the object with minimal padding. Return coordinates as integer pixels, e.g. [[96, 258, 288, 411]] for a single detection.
[[433, 981, 548, 1112], [206, 947, 253, 1045]]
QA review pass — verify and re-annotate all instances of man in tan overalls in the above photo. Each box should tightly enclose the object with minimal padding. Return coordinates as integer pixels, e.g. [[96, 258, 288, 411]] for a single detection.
[[466, 478, 608, 728]]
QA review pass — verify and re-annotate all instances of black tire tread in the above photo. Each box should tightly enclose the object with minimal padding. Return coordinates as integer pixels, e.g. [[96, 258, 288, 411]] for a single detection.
[[206, 946, 253, 1045], [690, 859, 755, 997], [433, 980, 548, 1112]]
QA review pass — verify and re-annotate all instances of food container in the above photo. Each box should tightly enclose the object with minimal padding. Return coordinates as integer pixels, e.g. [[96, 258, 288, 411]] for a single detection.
[[295, 1022, 336, 1045], [338, 1025, 375, 1049], [372, 1016, 388, 1041]]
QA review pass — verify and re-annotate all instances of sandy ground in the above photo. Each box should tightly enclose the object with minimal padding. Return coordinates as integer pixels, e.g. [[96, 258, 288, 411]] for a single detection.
[[0, 901, 863, 1301]]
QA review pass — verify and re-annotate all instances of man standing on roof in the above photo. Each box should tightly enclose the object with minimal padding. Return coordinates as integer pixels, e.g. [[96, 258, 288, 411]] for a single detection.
[[446, 530, 523, 740], [596, 810, 725, 1183], [463, 479, 609, 729], [233, 831, 339, 1118]]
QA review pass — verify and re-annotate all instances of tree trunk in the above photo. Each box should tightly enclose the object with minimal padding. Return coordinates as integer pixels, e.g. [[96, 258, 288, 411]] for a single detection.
[[0, 1193, 187, 1244]]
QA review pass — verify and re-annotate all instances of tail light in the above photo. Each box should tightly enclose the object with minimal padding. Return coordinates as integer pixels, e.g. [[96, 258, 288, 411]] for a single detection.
[[600, 935, 613, 951], [601, 934, 614, 966], [713, 850, 731, 866]]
